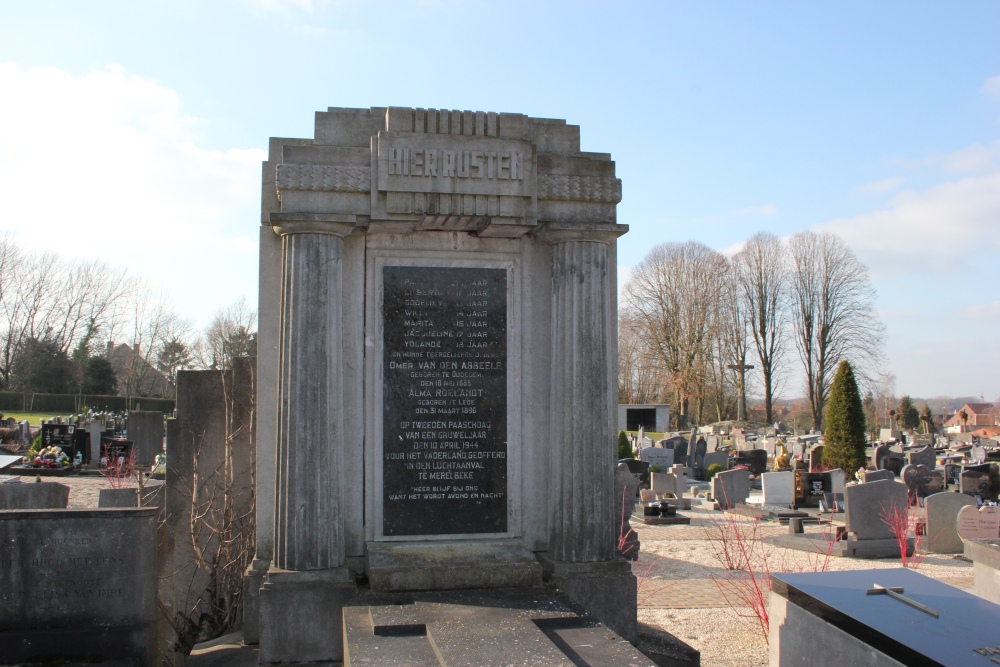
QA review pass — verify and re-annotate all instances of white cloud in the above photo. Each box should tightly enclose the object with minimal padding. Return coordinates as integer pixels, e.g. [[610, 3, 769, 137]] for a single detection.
[[818, 154, 1000, 276], [902, 139, 1000, 174], [0, 63, 266, 328], [983, 74, 1000, 101], [859, 176, 905, 194]]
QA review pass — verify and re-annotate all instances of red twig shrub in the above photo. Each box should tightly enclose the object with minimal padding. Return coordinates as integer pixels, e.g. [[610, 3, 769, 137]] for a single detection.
[[879, 500, 924, 568], [100, 444, 136, 489]]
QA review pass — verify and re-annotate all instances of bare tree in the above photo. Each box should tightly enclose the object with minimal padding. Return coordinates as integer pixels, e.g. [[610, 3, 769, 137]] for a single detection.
[[617, 308, 663, 404], [201, 298, 257, 370], [732, 231, 786, 424], [788, 230, 884, 430], [623, 241, 728, 428]]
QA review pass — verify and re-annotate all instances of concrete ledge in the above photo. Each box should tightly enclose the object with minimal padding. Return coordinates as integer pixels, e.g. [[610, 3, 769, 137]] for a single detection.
[[537, 555, 638, 643], [366, 541, 542, 591]]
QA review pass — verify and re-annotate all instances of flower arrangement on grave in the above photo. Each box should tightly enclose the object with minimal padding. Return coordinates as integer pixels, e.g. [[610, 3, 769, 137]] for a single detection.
[[23, 445, 71, 469]]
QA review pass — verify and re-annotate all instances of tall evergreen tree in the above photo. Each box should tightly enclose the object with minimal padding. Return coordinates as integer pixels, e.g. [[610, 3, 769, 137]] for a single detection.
[[897, 395, 920, 430], [822, 360, 867, 474]]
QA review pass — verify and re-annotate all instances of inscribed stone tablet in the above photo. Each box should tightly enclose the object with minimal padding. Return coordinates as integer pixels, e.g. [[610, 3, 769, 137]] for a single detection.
[[382, 266, 507, 536], [957, 505, 1000, 541]]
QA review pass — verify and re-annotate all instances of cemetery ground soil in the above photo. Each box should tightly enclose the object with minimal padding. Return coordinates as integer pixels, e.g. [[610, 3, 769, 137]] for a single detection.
[[8, 475, 976, 667]]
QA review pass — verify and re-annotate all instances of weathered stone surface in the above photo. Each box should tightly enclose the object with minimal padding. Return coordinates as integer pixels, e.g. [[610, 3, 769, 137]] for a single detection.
[[0, 508, 157, 665], [366, 542, 542, 591], [0, 481, 69, 509], [713, 469, 750, 509], [925, 492, 975, 553], [128, 411, 163, 466], [639, 446, 674, 470], [615, 464, 639, 561], [651, 471, 677, 496], [844, 479, 909, 540], [901, 463, 945, 500], [99, 487, 138, 508]]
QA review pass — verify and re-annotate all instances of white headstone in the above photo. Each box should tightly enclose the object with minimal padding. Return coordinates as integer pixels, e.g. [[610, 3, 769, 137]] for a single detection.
[[639, 447, 673, 470], [761, 471, 795, 506]]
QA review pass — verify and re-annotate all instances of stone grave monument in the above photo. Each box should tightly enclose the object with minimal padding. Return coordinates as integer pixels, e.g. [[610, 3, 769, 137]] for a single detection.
[[246, 106, 632, 663]]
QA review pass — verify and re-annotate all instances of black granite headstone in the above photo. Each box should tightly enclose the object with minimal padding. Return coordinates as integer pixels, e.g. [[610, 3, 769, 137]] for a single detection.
[[382, 266, 508, 536]]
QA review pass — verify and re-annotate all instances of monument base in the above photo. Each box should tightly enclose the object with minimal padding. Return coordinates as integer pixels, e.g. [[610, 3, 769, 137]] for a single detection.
[[365, 540, 542, 591], [241, 558, 270, 645], [258, 566, 355, 664], [537, 555, 637, 643], [343, 587, 656, 666]]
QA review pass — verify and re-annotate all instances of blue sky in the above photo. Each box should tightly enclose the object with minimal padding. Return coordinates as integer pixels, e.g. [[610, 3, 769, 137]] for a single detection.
[[1, 1, 998, 399]]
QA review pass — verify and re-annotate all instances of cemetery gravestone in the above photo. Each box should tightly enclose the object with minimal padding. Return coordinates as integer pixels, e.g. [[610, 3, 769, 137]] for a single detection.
[[639, 446, 674, 471], [924, 492, 975, 553], [0, 482, 70, 509], [828, 468, 846, 493], [907, 445, 936, 468], [671, 438, 689, 467], [809, 445, 824, 471], [844, 479, 909, 541], [690, 437, 706, 476], [651, 472, 678, 497], [761, 471, 795, 506], [620, 458, 650, 487], [128, 411, 164, 467], [705, 435, 720, 452], [713, 469, 750, 509], [703, 450, 728, 471], [862, 469, 895, 483], [249, 106, 633, 662], [901, 463, 945, 501], [961, 463, 1000, 502], [0, 508, 157, 665], [957, 505, 1000, 540], [970, 445, 987, 464], [615, 464, 639, 561]]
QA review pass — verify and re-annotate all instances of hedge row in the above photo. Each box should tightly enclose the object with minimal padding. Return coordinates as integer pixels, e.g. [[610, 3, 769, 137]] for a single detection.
[[0, 392, 174, 414]]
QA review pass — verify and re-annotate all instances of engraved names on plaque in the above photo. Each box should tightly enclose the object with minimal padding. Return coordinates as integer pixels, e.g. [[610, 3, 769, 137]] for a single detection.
[[382, 266, 507, 536]]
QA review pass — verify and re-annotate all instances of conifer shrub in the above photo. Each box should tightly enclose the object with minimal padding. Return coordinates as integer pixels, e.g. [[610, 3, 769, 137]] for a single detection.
[[822, 360, 867, 473]]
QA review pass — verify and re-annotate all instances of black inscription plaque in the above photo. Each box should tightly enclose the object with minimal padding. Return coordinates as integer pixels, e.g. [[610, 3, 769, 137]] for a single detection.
[[382, 266, 507, 536]]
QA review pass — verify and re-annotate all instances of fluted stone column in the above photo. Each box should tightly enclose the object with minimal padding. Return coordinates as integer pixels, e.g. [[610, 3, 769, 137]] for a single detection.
[[539, 222, 636, 641], [259, 215, 356, 664], [543, 224, 624, 561], [272, 217, 353, 570]]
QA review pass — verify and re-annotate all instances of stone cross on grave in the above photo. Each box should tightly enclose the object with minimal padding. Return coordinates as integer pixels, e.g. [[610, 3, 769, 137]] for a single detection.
[[727, 360, 755, 421]]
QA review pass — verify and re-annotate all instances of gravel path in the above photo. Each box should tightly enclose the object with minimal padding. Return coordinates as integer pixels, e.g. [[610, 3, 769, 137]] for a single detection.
[[632, 500, 973, 665]]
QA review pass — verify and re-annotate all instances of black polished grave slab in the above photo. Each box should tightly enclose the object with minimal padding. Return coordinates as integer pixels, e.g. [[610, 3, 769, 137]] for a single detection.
[[382, 266, 507, 536], [772, 568, 1000, 666]]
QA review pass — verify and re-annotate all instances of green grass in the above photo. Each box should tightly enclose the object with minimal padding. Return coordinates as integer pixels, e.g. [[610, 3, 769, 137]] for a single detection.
[[1, 412, 62, 426]]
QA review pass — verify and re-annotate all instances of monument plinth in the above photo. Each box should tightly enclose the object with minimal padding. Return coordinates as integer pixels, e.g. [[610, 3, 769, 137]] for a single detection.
[[249, 107, 628, 663]]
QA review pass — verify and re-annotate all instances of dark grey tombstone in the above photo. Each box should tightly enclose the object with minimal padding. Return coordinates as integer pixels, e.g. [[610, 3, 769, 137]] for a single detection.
[[691, 437, 707, 476], [809, 445, 825, 471], [615, 464, 640, 561], [712, 469, 750, 509], [0, 482, 70, 509], [960, 463, 1000, 502], [672, 438, 688, 467], [844, 479, 909, 540], [128, 411, 164, 467], [944, 463, 962, 487], [862, 469, 895, 483], [883, 455, 905, 475], [901, 463, 945, 501], [0, 508, 157, 665], [907, 445, 936, 469], [619, 458, 650, 487]]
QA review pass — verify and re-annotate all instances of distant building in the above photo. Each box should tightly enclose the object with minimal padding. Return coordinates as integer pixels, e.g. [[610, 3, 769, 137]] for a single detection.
[[944, 403, 998, 431], [618, 404, 670, 433], [106, 342, 173, 398]]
